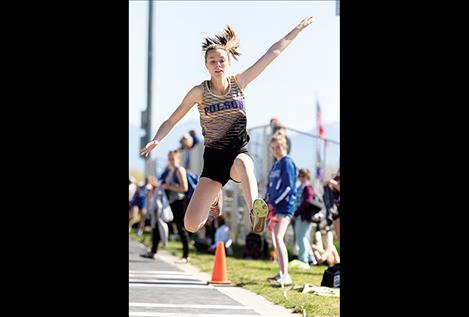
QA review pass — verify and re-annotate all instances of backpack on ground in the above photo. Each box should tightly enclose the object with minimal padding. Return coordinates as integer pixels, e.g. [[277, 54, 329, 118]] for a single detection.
[[243, 232, 269, 260], [321, 263, 340, 288], [243, 232, 262, 259]]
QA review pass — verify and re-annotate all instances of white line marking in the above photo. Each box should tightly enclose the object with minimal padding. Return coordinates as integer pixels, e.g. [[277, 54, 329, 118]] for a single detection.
[[129, 270, 190, 275], [129, 303, 250, 310], [129, 313, 259, 317], [129, 283, 213, 289], [129, 279, 207, 285], [129, 274, 201, 280]]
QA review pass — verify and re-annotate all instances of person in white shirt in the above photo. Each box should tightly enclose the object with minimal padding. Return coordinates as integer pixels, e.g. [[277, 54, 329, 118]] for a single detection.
[[210, 215, 233, 256]]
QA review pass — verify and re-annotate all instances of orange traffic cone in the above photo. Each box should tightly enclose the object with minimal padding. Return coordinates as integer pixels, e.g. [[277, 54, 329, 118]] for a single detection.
[[210, 242, 233, 285]]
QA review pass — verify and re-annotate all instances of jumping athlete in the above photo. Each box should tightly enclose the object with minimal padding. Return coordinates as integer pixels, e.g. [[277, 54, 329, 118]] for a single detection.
[[140, 16, 314, 234]]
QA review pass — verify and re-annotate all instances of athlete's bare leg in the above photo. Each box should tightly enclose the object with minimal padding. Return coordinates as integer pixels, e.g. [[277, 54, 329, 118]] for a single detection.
[[229, 153, 258, 209], [184, 177, 222, 233]]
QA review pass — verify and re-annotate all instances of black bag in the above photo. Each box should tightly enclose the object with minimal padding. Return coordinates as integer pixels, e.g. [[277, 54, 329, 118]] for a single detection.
[[321, 263, 340, 288], [243, 232, 263, 259], [304, 201, 324, 222]]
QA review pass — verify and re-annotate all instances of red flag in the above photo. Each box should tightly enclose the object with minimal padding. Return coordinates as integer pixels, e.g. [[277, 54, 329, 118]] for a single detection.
[[316, 97, 328, 147]]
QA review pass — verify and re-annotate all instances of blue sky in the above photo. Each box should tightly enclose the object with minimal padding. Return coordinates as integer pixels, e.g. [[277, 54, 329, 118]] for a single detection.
[[129, 1, 339, 172]]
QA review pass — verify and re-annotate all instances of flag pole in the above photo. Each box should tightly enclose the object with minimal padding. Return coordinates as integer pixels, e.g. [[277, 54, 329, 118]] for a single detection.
[[323, 139, 327, 181], [315, 91, 323, 189]]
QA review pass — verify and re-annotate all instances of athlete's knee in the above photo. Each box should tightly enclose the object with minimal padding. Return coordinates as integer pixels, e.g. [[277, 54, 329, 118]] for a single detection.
[[183, 214, 199, 233], [184, 223, 198, 233], [184, 219, 198, 233]]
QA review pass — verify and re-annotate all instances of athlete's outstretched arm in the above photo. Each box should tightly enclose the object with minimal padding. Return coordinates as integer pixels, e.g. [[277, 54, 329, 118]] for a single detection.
[[140, 86, 202, 156], [236, 16, 314, 90]]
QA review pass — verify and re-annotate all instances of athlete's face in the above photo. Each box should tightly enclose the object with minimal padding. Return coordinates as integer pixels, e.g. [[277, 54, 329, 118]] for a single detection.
[[271, 140, 287, 160], [205, 49, 230, 78]]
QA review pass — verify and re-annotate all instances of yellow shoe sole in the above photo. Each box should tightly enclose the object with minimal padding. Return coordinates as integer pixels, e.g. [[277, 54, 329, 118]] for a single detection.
[[251, 199, 268, 233]]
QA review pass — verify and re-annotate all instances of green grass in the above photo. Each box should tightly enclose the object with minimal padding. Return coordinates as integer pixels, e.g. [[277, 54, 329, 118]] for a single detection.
[[130, 229, 340, 317]]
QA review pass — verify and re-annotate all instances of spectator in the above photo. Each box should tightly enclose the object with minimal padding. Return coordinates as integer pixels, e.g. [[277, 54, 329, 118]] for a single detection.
[[311, 227, 340, 266], [189, 129, 200, 148], [129, 177, 152, 237], [265, 133, 298, 286], [323, 168, 340, 241], [292, 168, 322, 266], [129, 177, 137, 232], [270, 125, 292, 168], [159, 150, 191, 263], [140, 176, 172, 259], [179, 134, 193, 169], [210, 215, 233, 256]]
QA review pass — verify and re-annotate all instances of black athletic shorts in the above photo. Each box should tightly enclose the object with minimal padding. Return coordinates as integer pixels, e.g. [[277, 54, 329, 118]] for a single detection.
[[201, 147, 250, 186]]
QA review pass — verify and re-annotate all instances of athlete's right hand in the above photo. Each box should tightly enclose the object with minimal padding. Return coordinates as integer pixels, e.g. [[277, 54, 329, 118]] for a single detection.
[[140, 140, 159, 157]]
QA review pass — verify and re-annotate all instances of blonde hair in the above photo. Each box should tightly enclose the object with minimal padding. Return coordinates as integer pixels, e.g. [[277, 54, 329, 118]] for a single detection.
[[274, 127, 287, 136], [202, 25, 241, 62], [271, 132, 288, 146]]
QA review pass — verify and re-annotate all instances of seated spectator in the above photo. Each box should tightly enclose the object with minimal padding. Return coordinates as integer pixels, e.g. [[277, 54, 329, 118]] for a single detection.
[[311, 227, 340, 266], [209, 215, 233, 256], [193, 215, 233, 256]]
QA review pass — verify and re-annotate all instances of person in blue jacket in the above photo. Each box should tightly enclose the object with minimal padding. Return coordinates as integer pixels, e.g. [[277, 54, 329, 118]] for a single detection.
[[265, 132, 298, 286], [129, 177, 152, 237]]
